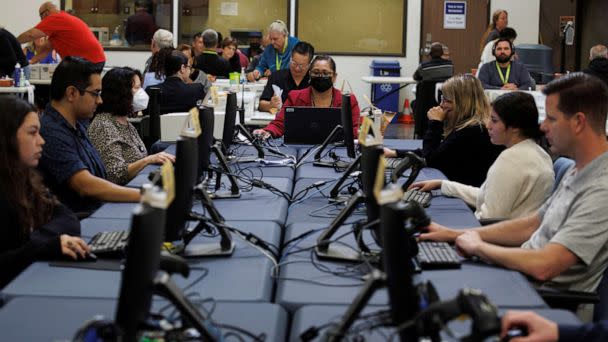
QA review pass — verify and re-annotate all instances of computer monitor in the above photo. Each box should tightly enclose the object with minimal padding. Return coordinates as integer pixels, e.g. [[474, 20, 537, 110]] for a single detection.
[[165, 136, 234, 256], [315, 144, 383, 262], [165, 137, 198, 242], [341, 93, 356, 158], [514, 44, 553, 84], [197, 104, 215, 180], [115, 202, 166, 341], [222, 92, 238, 151], [359, 144, 382, 222]]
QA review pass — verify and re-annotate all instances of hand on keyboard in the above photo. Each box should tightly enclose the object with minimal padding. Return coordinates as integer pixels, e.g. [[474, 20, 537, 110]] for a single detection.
[[418, 221, 459, 243], [252, 129, 271, 141], [408, 180, 442, 192], [60, 235, 90, 260]]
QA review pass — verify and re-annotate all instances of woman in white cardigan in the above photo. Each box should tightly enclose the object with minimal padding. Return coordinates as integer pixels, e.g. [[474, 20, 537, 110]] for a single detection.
[[411, 91, 554, 220]]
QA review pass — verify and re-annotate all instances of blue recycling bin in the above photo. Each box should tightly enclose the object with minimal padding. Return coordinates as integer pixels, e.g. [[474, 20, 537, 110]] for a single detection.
[[370, 60, 401, 113]]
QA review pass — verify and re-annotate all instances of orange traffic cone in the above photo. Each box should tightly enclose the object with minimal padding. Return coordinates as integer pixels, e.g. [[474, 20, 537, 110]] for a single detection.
[[397, 99, 414, 124]]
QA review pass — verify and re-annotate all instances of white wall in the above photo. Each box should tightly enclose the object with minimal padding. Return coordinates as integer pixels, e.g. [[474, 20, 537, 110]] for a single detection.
[[490, 0, 540, 44], [1, 0, 537, 112]]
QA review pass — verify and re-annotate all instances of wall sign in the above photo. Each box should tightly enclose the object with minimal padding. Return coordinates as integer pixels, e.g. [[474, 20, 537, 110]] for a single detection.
[[444, 1, 467, 29]]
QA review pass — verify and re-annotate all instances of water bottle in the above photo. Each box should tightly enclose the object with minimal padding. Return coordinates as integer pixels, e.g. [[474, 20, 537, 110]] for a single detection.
[[240, 67, 246, 85], [13, 63, 20, 87], [19, 68, 25, 87]]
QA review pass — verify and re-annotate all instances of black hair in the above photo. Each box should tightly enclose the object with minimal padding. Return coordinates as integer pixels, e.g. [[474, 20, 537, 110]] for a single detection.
[[165, 50, 189, 76], [492, 92, 541, 139], [429, 43, 443, 59], [124, 66, 143, 86], [310, 55, 336, 73], [50, 56, 100, 101], [499, 27, 517, 41], [193, 32, 202, 40], [0, 95, 56, 237], [292, 41, 315, 60], [543, 72, 608, 135], [96, 67, 136, 117], [149, 47, 175, 80], [492, 38, 514, 56]]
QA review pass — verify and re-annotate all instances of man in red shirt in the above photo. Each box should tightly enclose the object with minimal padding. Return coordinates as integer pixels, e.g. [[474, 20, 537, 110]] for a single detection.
[[17, 2, 106, 71]]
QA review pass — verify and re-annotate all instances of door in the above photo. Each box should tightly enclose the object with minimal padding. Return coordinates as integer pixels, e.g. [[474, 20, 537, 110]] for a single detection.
[[420, 0, 489, 75]]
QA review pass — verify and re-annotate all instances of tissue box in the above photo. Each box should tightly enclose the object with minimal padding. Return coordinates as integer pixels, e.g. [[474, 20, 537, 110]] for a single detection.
[[39, 64, 57, 80]]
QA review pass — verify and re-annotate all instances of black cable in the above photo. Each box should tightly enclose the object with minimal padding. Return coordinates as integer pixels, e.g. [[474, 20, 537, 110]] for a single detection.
[[215, 323, 267, 342]]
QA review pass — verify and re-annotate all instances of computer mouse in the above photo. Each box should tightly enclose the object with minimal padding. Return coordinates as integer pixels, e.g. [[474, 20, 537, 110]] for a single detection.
[[83, 252, 98, 262], [501, 327, 527, 341]]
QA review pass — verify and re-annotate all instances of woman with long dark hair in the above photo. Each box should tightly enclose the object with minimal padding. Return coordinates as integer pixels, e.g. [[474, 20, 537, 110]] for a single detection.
[[0, 96, 89, 288]]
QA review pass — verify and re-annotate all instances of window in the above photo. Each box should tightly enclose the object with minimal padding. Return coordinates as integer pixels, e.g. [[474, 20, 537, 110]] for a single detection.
[[63, 0, 173, 51], [296, 0, 406, 56], [178, 0, 288, 47]]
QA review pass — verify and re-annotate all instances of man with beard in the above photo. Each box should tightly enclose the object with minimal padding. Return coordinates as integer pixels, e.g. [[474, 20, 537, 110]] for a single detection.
[[478, 38, 532, 90]]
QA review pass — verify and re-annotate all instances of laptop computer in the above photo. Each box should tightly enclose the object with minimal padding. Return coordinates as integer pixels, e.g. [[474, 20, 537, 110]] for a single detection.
[[283, 106, 342, 144]]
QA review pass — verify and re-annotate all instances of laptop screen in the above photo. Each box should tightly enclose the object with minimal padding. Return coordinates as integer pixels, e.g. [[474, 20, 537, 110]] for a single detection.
[[283, 106, 342, 144]]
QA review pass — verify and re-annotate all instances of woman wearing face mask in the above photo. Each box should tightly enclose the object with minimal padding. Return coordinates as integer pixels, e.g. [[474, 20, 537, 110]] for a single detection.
[[253, 55, 360, 139], [0, 96, 89, 288], [407, 92, 554, 220], [88, 67, 175, 185], [385, 74, 503, 187]]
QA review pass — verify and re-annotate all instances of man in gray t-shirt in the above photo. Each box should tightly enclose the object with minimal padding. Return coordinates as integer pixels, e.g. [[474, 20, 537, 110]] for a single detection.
[[420, 72, 608, 294]]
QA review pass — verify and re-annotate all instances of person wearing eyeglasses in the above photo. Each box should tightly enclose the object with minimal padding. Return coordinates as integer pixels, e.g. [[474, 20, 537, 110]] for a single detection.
[[38, 57, 141, 218], [257, 41, 314, 114], [254, 55, 360, 139], [250, 20, 299, 80], [17, 1, 105, 71], [385, 75, 503, 187], [154, 50, 206, 114]]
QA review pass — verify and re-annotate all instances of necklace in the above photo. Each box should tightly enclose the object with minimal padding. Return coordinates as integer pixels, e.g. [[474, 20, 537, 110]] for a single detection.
[[311, 90, 333, 107]]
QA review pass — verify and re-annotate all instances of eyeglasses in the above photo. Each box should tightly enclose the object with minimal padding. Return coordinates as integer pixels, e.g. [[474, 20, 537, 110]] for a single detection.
[[440, 95, 452, 103], [310, 70, 333, 78], [39, 9, 49, 18], [78, 88, 102, 98], [290, 60, 309, 70]]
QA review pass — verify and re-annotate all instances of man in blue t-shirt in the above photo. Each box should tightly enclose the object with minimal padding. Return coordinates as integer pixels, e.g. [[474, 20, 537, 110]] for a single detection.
[[38, 56, 140, 217]]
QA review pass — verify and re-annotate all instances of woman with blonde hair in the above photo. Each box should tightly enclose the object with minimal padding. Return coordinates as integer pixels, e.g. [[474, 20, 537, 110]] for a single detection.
[[480, 9, 508, 53], [385, 74, 503, 186]]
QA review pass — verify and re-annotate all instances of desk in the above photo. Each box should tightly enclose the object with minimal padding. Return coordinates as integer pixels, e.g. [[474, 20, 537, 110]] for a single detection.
[[276, 223, 546, 313], [4, 221, 280, 302], [0, 297, 288, 342], [93, 177, 292, 223], [290, 305, 579, 341], [0, 85, 35, 104]]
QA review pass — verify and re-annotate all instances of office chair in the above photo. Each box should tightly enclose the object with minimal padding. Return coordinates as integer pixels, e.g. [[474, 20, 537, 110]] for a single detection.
[[141, 87, 161, 151], [552, 157, 574, 192], [536, 266, 608, 321], [413, 79, 449, 139]]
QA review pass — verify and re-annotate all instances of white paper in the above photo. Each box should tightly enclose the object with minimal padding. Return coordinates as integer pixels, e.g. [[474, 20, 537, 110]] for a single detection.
[[443, 1, 466, 29], [220, 2, 238, 16], [272, 84, 283, 109]]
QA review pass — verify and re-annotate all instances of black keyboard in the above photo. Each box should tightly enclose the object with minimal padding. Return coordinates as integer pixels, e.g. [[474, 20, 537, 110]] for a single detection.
[[416, 241, 461, 269], [88, 230, 129, 258], [403, 189, 432, 207]]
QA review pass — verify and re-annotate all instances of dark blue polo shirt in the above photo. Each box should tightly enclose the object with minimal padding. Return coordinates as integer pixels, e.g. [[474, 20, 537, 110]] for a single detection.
[[38, 104, 107, 215]]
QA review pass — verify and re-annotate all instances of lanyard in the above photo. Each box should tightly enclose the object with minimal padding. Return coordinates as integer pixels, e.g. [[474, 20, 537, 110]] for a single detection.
[[275, 40, 288, 70], [495, 62, 511, 85], [203, 50, 218, 55]]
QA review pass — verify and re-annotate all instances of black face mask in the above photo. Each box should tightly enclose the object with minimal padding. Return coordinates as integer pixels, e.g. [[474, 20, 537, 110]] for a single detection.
[[310, 75, 333, 92]]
